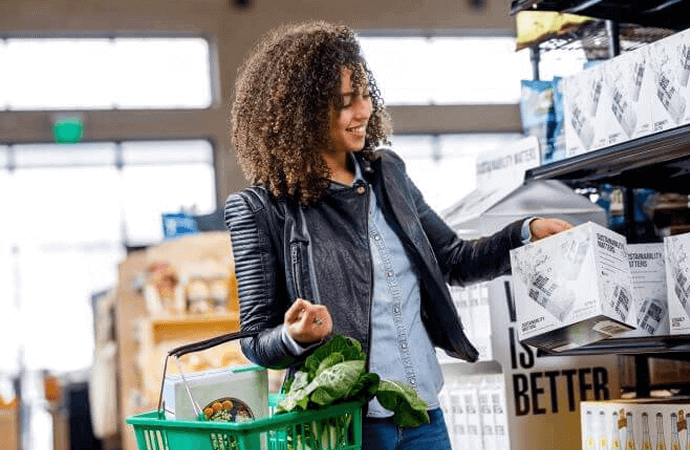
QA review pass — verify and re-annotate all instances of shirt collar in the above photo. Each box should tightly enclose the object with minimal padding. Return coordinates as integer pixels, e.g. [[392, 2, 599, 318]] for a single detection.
[[329, 153, 365, 190]]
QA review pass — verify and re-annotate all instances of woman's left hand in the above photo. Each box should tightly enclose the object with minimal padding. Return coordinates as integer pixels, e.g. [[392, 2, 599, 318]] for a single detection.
[[529, 218, 573, 241]]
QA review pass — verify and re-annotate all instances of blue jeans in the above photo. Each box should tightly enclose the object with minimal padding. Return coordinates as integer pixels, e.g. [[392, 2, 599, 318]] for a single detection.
[[362, 408, 452, 450]]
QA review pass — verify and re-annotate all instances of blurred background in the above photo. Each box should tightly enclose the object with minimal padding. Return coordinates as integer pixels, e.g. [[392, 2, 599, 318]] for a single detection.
[[0, 1, 603, 449]]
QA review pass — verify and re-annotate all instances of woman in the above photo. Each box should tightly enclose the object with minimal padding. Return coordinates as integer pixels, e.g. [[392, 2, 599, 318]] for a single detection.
[[224, 20, 570, 450]]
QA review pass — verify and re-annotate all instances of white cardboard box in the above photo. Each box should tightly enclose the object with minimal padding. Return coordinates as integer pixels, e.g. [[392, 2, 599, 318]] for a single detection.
[[663, 232, 690, 334], [510, 221, 637, 352], [601, 47, 655, 144], [648, 29, 690, 132], [163, 364, 269, 420], [563, 64, 610, 158], [623, 243, 669, 338], [581, 398, 690, 450]]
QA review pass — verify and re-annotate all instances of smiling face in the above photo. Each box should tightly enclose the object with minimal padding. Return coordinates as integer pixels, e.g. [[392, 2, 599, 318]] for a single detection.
[[325, 66, 372, 158]]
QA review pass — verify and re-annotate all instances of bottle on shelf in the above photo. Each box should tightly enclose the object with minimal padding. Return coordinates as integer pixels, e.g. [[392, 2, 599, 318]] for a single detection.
[[657, 412, 667, 450], [643, 412, 653, 450], [600, 410, 610, 450], [626, 412, 637, 450], [671, 413, 681, 450], [612, 411, 622, 450], [587, 410, 597, 450]]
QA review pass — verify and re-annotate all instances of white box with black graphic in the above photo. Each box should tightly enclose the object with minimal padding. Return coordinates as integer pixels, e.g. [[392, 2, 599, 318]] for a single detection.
[[563, 63, 609, 158], [510, 221, 637, 352], [601, 47, 655, 145], [648, 29, 690, 132], [663, 231, 690, 334], [621, 243, 669, 338]]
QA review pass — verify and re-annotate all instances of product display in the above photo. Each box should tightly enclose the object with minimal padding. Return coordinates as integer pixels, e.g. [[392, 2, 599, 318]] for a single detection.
[[563, 65, 606, 157], [602, 48, 653, 144], [439, 375, 508, 450], [622, 243, 669, 338], [581, 398, 690, 450], [519, 79, 566, 165], [510, 221, 637, 352], [560, 27, 690, 157], [664, 231, 690, 334], [649, 39, 687, 128]]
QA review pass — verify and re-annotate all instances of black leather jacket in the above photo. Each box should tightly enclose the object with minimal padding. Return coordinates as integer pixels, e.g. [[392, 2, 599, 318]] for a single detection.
[[224, 149, 525, 370]]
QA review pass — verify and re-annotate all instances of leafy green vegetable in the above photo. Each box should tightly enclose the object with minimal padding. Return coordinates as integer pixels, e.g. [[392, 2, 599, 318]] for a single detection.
[[375, 380, 430, 428], [303, 335, 365, 378], [314, 352, 345, 379], [346, 372, 380, 400], [309, 360, 365, 407], [277, 334, 430, 428]]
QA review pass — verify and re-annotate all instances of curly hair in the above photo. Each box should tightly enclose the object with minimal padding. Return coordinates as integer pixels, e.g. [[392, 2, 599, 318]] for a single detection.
[[231, 20, 392, 204]]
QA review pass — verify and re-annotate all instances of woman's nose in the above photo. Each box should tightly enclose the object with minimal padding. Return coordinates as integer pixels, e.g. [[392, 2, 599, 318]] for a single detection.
[[354, 96, 372, 118]]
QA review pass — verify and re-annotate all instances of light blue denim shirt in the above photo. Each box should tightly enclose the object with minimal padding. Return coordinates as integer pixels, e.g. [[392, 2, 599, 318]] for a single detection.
[[364, 173, 444, 418]]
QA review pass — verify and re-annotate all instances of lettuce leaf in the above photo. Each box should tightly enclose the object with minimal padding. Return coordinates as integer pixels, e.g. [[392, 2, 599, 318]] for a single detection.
[[303, 335, 365, 380], [375, 380, 430, 428]]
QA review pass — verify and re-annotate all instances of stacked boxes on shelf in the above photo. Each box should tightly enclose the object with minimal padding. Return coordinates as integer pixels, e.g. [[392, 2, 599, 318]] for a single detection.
[[509, 220, 690, 351], [562, 27, 690, 160], [663, 232, 690, 334], [621, 243, 669, 338]]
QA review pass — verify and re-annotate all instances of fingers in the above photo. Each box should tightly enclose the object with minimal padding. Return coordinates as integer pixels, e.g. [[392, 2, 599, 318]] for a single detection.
[[284, 298, 333, 344], [530, 218, 573, 241], [284, 298, 310, 324]]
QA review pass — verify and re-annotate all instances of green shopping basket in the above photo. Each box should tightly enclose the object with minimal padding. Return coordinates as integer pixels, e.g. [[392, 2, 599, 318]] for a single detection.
[[126, 330, 363, 450]]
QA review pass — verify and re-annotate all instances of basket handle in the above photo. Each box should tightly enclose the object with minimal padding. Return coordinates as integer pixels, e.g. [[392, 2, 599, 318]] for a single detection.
[[156, 329, 260, 418]]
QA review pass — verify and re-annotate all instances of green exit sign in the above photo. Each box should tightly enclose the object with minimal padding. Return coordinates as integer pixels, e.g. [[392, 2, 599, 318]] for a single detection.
[[52, 117, 84, 144]]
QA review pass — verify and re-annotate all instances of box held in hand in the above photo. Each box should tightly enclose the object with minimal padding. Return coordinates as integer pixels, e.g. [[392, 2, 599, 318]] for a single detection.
[[510, 221, 637, 352]]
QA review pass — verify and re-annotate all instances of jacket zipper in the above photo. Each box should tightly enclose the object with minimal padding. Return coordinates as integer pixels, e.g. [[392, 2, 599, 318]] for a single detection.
[[363, 183, 373, 373], [291, 245, 304, 299]]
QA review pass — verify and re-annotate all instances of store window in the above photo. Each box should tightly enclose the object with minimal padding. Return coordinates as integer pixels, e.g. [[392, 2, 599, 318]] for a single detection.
[[0, 140, 216, 374], [359, 35, 589, 105], [0, 37, 212, 110], [359, 36, 533, 104], [389, 133, 523, 213]]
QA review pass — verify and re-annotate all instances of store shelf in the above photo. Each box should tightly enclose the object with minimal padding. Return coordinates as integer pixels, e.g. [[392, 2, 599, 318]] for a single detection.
[[540, 334, 690, 358], [524, 123, 690, 193], [510, 0, 690, 31], [525, 19, 673, 58], [147, 313, 240, 344]]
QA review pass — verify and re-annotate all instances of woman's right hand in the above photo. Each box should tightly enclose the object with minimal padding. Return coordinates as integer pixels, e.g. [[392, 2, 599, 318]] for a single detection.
[[284, 298, 333, 344]]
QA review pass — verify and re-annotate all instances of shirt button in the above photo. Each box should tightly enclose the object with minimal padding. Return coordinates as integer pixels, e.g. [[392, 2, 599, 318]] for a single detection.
[[409, 379, 416, 385], [356, 185, 366, 195], [374, 235, 380, 241], [387, 271, 394, 277]]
